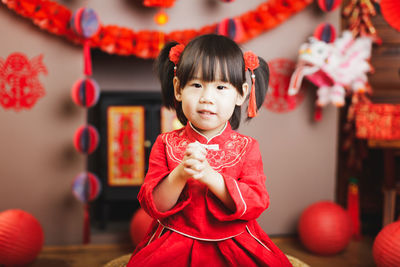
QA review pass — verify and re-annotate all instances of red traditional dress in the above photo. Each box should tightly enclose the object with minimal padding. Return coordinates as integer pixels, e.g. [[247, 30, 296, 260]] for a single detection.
[[127, 122, 292, 267]]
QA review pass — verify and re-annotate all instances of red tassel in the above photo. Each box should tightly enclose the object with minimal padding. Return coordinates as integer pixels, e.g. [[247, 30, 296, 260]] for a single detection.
[[347, 178, 361, 240], [314, 106, 322, 121], [84, 40, 92, 76], [248, 76, 257, 117], [83, 203, 90, 244]]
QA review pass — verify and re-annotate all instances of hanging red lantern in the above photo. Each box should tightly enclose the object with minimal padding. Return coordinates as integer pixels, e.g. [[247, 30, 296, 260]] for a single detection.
[[0, 209, 44, 266], [71, 78, 100, 108], [73, 125, 100, 154], [72, 172, 102, 203], [318, 0, 342, 12], [216, 18, 245, 43], [70, 7, 101, 76], [314, 23, 336, 43], [71, 172, 102, 244]]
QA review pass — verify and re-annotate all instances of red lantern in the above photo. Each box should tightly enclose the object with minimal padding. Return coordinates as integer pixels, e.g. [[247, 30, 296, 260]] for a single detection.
[[318, 0, 342, 12], [71, 78, 100, 108], [130, 208, 153, 246], [298, 201, 352, 255], [73, 125, 100, 154], [373, 220, 400, 267], [313, 23, 336, 43], [0, 209, 44, 266]]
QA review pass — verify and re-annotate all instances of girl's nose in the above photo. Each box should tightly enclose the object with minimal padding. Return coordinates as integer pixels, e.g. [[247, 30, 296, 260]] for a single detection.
[[199, 87, 214, 104]]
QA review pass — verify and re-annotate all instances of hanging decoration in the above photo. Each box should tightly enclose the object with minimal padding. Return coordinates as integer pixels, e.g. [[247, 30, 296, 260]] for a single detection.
[[0, 53, 47, 111], [355, 103, 400, 140], [313, 22, 336, 43], [342, 0, 381, 44], [264, 58, 305, 113], [216, 18, 245, 43], [72, 172, 102, 244], [317, 0, 342, 12], [143, 0, 176, 8], [1, 0, 314, 59], [380, 0, 400, 32], [69, 7, 101, 245], [347, 177, 361, 240], [288, 30, 373, 121]]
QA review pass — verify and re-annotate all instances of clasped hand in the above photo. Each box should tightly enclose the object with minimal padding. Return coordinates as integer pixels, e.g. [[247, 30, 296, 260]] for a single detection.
[[181, 141, 212, 181]]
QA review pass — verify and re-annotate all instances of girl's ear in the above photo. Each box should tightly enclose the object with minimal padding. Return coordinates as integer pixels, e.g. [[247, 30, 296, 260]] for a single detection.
[[173, 77, 182, 102], [236, 83, 249, 106]]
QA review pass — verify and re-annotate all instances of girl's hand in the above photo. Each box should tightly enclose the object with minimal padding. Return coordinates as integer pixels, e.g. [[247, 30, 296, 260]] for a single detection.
[[181, 142, 208, 180]]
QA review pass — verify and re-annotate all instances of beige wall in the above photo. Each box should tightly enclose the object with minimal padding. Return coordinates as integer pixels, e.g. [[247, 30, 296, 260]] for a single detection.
[[0, 1, 339, 245]]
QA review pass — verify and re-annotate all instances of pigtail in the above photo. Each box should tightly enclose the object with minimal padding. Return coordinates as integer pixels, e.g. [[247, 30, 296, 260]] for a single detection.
[[246, 57, 269, 120], [154, 41, 179, 109]]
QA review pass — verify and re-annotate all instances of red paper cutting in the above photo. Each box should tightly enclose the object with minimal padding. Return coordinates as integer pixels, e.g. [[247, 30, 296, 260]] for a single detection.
[[264, 58, 305, 113], [0, 53, 47, 111]]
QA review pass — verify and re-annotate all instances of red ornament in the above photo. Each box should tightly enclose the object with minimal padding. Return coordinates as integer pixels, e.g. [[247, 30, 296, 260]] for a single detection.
[[0, 209, 44, 266], [318, 0, 342, 12], [73, 125, 100, 154], [380, 0, 400, 32], [373, 220, 400, 267], [314, 23, 336, 43], [71, 78, 100, 108], [143, 0, 176, 8], [169, 44, 185, 65], [264, 58, 304, 113], [155, 10, 169, 26], [298, 201, 352, 255], [0, 53, 47, 111], [216, 18, 245, 43], [130, 208, 153, 246]]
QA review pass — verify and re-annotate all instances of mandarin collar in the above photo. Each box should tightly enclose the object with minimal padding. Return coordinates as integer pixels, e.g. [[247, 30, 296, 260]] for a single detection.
[[185, 122, 232, 144]]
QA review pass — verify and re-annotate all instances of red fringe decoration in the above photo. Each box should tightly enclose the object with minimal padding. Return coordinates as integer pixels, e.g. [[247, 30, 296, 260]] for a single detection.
[[2, 0, 313, 59]]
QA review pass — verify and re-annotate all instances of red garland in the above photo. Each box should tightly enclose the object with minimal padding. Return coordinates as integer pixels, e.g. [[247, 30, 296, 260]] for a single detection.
[[2, 0, 313, 59]]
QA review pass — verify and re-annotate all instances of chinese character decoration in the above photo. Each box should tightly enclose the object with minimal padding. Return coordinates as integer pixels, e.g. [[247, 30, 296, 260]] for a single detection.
[[69, 7, 101, 245], [0, 53, 47, 111]]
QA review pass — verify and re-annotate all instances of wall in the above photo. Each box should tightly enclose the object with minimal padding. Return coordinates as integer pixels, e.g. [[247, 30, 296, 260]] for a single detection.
[[0, 1, 339, 245]]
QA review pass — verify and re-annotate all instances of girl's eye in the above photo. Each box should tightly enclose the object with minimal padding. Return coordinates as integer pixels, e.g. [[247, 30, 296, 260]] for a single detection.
[[217, 85, 226, 90], [191, 83, 202, 88]]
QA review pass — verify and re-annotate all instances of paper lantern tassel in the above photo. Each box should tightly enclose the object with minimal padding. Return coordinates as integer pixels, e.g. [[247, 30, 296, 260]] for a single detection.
[[347, 177, 361, 239]]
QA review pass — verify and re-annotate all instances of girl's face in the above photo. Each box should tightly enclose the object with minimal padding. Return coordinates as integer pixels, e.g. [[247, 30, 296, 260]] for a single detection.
[[173, 73, 248, 139]]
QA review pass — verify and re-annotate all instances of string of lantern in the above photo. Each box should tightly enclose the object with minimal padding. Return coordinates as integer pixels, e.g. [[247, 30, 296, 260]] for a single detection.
[[2, 0, 314, 59]]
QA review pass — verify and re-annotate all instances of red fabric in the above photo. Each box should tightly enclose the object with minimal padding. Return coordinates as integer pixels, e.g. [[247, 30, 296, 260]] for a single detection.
[[127, 123, 291, 266]]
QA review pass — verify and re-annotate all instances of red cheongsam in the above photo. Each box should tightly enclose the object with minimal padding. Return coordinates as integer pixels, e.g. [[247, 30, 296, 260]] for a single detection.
[[127, 122, 292, 267]]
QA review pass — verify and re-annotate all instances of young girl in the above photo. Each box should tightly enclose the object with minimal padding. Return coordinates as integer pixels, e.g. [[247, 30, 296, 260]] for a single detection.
[[127, 34, 292, 267]]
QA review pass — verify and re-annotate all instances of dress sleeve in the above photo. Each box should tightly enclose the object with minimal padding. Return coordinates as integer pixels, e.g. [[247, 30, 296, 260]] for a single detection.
[[138, 135, 192, 220], [206, 139, 269, 221]]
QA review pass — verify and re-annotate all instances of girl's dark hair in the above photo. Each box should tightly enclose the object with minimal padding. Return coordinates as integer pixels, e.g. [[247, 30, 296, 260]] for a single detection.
[[155, 34, 269, 130]]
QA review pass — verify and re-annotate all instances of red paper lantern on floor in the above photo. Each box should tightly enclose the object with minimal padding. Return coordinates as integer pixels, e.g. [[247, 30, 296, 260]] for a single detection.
[[373, 220, 400, 267], [0, 209, 44, 266], [298, 201, 352, 255], [130, 208, 153, 246]]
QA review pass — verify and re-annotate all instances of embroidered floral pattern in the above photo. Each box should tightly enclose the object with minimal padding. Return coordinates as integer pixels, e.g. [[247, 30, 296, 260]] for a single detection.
[[163, 129, 250, 171]]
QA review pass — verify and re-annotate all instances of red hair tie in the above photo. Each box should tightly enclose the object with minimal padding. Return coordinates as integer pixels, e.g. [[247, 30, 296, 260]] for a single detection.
[[244, 51, 260, 118], [169, 44, 185, 76]]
